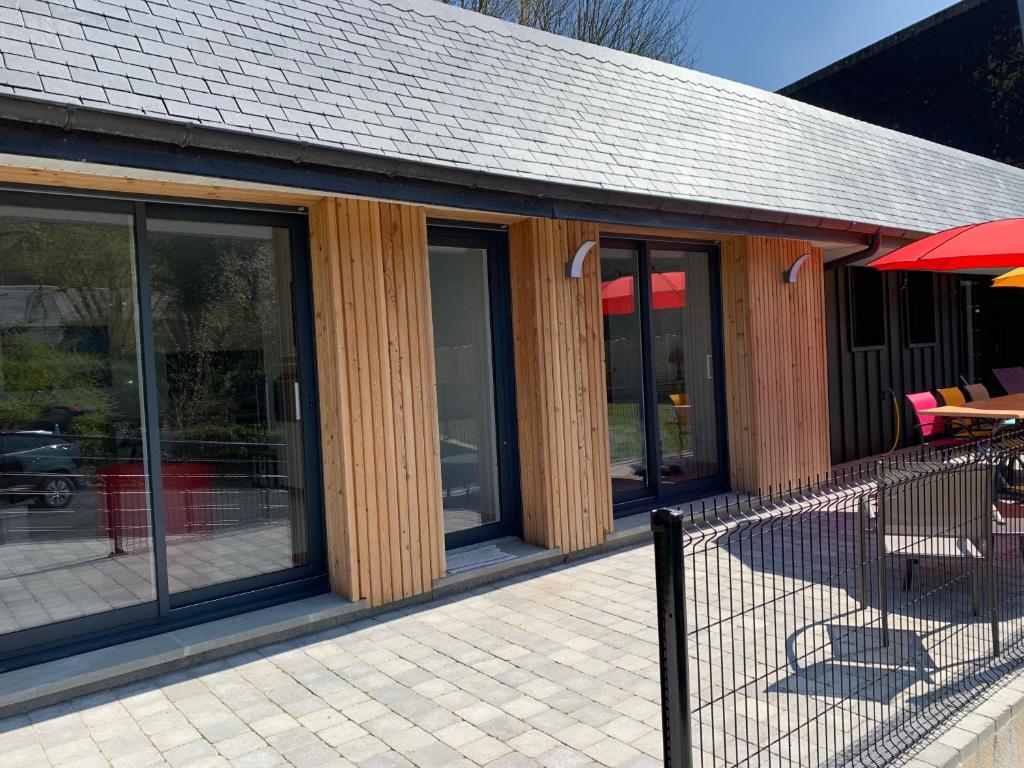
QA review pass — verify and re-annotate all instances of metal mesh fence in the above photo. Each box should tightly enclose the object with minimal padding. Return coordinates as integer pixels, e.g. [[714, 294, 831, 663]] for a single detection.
[[655, 430, 1024, 767]]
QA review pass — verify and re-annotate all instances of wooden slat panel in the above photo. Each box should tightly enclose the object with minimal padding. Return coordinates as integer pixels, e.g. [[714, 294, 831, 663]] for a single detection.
[[308, 199, 358, 597], [509, 218, 613, 553], [308, 197, 443, 605], [721, 237, 831, 491]]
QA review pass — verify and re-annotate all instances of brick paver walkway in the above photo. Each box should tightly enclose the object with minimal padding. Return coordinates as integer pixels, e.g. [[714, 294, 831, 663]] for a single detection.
[[0, 545, 665, 768]]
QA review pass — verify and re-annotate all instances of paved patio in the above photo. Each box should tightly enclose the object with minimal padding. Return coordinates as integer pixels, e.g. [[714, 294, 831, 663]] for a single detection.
[[3, 486, 1021, 768], [0, 544, 665, 768]]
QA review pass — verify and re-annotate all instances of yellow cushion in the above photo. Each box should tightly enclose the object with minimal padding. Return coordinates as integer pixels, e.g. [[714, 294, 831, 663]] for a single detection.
[[938, 386, 966, 407]]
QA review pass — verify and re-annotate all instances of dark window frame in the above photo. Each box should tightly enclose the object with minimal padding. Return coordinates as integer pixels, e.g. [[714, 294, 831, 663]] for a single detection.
[[0, 189, 326, 671], [600, 236, 730, 516], [848, 266, 888, 351]]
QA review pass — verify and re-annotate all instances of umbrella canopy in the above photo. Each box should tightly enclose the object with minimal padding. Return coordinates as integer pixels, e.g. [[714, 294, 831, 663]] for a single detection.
[[602, 272, 685, 315], [993, 267, 1024, 288], [868, 218, 1024, 271]]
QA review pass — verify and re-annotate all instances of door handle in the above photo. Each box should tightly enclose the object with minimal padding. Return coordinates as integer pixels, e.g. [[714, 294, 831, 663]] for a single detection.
[[706, 354, 714, 380], [294, 381, 302, 422]]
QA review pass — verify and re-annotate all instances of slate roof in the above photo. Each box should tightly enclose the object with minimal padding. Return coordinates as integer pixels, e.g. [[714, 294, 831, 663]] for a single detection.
[[1, 0, 1024, 236]]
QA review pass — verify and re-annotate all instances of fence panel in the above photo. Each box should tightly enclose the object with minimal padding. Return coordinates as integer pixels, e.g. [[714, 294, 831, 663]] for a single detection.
[[655, 431, 1024, 767]]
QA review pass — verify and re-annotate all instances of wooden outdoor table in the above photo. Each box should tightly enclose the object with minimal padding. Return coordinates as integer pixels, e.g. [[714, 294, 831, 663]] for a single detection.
[[919, 393, 1024, 434]]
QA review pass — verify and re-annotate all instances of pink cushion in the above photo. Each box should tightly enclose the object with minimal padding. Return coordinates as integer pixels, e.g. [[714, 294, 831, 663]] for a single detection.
[[907, 391, 944, 438]]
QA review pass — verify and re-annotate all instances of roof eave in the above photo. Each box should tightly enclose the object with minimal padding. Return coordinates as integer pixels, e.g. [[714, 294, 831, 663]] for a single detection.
[[0, 94, 912, 247]]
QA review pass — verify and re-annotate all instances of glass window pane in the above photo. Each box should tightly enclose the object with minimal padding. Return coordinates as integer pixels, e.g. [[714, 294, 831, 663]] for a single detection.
[[0, 206, 154, 635], [650, 250, 721, 487], [429, 245, 501, 535], [147, 219, 309, 595], [601, 247, 649, 499], [904, 272, 937, 345], [849, 267, 887, 348]]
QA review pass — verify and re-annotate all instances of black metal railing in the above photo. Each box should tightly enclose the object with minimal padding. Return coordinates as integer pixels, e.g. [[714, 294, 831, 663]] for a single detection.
[[654, 429, 1024, 767]]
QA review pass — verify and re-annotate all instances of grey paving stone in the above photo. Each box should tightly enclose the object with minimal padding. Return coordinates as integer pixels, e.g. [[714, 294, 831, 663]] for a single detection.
[[4, 533, 1022, 768]]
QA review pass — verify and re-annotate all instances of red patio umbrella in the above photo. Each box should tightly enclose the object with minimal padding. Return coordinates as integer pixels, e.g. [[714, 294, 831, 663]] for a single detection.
[[602, 272, 686, 315], [869, 218, 1024, 271]]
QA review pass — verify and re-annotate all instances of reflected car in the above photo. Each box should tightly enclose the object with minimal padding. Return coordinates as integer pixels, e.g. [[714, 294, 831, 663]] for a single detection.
[[0, 432, 84, 509]]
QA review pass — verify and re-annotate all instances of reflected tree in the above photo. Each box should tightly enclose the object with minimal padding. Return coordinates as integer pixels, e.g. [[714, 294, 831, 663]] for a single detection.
[[0, 217, 138, 436], [440, 0, 700, 66]]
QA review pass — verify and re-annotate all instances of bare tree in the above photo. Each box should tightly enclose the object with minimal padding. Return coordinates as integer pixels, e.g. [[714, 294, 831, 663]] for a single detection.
[[441, 0, 700, 67]]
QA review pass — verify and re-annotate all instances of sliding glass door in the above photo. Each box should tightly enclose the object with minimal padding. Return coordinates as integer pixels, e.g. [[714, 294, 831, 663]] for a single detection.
[[0, 194, 323, 667], [0, 205, 154, 637], [601, 239, 727, 508], [147, 216, 314, 601], [649, 248, 723, 490]]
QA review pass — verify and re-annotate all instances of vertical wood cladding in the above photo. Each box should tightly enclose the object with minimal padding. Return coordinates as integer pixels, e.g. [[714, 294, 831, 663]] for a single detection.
[[509, 219, 614, 552], [721, 237, 831, 491], [310, 201, 834, 601], [309, 198, 444, 606]]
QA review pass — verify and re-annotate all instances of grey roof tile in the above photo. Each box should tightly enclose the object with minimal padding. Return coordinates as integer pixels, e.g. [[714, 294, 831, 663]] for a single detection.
[[2, 0, 1023, 235], [163, 99, 219, 121], [82, 25, 142, 51], [67, 66, 130, 92], [0, 37, 33, 59], [40, 75, 104, 101], [92, 56, 155, 81], [105, 87, 167, 113], [0, 69, 42, 91], [0, 21, 32, 44], [4, 53, 70, 80]]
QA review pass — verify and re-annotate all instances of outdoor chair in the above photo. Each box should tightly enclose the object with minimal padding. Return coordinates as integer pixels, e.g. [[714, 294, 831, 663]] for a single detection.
[[669, 393, 689, 429], [963, 381, 1022, 438], [906, 391, 970, 448], [937, 386, 992, 438], [993, 367, 1024, 395], [964, 383, 991, 402], [937, 386, 967, 408], [870, 462, 998, 653]]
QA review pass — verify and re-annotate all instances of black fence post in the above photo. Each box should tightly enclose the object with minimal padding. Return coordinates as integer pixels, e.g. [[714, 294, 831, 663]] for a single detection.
[[652, 507, 693, 768]]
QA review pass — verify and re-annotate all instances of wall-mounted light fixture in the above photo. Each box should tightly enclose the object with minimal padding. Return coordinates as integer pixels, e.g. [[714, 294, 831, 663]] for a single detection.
[[784, 253, 811, 284], [566, 240, 597, 278]]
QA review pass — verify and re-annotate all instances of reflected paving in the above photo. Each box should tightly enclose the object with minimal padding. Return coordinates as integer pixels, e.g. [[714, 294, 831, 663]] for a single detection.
[[0, 512, 294, 634]]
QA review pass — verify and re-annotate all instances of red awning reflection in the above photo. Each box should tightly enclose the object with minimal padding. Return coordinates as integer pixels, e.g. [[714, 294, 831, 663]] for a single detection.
[[602, 272, 685, 315]]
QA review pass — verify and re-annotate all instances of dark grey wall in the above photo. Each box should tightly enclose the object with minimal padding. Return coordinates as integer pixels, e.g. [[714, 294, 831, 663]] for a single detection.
[[784, 0, 1024, 168], [825, 268, 969, 464]]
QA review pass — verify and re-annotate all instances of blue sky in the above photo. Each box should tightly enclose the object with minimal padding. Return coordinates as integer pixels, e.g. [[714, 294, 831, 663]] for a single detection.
[[690, 0, 959, 90]]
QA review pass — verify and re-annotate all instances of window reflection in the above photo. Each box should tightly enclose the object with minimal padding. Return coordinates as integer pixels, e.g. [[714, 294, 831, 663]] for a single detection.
[[650, 250, 720, 486], [601, 248, 649, 499], [429, 245, 502, 535], [148, 220, 308, 595], [0, 207, 153, 635]]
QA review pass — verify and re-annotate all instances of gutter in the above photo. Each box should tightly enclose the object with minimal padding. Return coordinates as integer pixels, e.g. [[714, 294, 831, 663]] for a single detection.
[[0, 93, 912, 249], [824, 232, 883, 271]]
